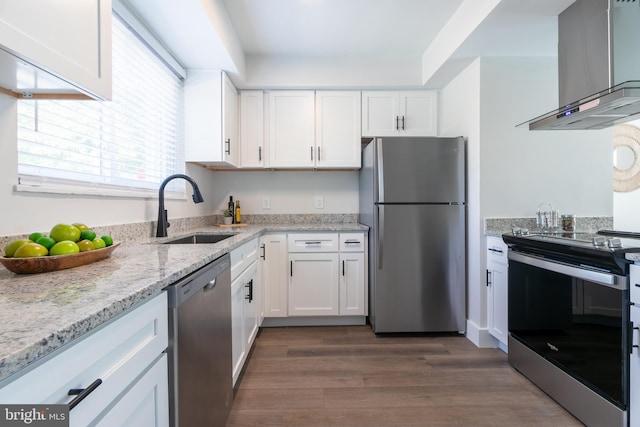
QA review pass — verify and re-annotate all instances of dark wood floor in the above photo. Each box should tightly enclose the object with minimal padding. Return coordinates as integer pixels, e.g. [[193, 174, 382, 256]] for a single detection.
[[227, 325, 583, 426]]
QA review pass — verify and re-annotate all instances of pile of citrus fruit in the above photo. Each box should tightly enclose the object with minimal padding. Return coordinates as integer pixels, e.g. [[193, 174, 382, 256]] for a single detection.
[[3, 223, 114, 258]]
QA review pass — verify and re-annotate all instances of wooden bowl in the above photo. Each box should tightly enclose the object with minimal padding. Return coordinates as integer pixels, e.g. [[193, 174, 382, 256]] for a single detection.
[[0, 243, 120, 274]]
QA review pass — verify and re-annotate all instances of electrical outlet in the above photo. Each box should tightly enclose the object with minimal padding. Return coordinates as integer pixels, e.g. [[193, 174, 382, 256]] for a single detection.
[[315, 195, 324, 209], [262, 196, 271, 210]]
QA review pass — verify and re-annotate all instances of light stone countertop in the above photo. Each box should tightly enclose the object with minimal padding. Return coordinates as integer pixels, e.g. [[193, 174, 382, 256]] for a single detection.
[[0, 223, 368, 384]]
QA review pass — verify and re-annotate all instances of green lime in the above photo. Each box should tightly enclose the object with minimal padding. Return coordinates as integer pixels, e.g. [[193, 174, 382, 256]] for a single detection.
[[28, 232, 46, 242], [13, 242, 48, 258], [92, 238, 106, 249], [4, 239, 32, 257], [49, 240, 80, 256], [50, 224, 81, 243], [35, 236, 56, 250], [80, 230, 97, 241], [77, 239, 96, 252], [101, 235, 113, 246]]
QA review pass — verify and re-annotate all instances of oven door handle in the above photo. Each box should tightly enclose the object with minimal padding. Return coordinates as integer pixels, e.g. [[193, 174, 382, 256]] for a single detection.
[[508, 251, 628, 289]]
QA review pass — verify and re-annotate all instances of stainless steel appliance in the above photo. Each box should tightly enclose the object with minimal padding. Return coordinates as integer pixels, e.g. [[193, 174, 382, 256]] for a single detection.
[[503, 230, 640, 427], [522, 0, 640, 130], [359, 136, 466, 333], [166, 254, 232, 427]]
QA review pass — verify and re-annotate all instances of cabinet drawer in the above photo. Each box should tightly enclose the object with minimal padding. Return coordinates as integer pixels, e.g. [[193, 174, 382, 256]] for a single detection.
[[0, 293, 168, 426], [288, 233, 338, 252], [487, 236, 508, 265], [339, 233, 365, 252], [231, 238, 259, 280], [631, 264, 640, 304]]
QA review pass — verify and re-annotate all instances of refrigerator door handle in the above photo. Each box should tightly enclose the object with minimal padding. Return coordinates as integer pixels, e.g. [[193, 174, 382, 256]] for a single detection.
[[376, 138, 384, 202], [377, 205, 384, 269]]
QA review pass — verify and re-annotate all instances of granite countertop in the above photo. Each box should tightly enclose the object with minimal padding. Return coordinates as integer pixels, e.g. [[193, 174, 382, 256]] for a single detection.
[[0, 223, 368, 384]]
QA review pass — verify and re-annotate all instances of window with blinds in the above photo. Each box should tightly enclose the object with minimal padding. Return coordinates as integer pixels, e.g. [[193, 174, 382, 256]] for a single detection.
[[16, 10, 184, 197]]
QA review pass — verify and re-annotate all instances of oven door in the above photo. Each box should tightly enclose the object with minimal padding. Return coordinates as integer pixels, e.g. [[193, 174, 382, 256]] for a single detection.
[[508, 251, 630, 409]]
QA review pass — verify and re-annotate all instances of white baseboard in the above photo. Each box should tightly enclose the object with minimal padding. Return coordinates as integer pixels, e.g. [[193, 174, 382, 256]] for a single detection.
[[465, 319, 499, 348]]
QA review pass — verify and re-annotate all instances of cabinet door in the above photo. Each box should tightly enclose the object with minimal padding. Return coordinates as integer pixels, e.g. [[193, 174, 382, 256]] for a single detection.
[[243, 263, 259, 352], [261, 234, 288, 318], [222, 72, 239, 166], [399, 91, 438, 136], [268, 91, 315, 168], [231, 271, 247, 385], [339, 252, 365, 315], [315, 91, 361, 168], [0, 0, 112, 99], [487, 237, 509, 346], [95, 354, 169, 427], [239, 91, 265, 168], [289, 253, 339, 316], [361, 91, 398, 137]]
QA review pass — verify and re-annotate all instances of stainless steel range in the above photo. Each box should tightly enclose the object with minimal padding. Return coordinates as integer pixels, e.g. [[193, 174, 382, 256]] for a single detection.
[[503, 230, 640, 427]]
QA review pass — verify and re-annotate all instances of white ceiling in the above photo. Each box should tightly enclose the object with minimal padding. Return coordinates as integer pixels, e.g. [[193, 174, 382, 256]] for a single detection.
[[126, 0, 576, 89]]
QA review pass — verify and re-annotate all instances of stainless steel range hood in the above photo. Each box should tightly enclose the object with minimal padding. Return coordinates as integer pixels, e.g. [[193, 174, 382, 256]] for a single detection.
[[521, 0, 640, 130]]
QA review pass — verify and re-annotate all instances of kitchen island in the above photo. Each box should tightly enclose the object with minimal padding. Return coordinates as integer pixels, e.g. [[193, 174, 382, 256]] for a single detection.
[[0, 222, 367, 384]]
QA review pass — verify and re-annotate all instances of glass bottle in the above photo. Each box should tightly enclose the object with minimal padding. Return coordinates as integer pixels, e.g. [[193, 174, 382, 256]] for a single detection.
[[235, 200, 241, 224], [228, 196, 235, 224]]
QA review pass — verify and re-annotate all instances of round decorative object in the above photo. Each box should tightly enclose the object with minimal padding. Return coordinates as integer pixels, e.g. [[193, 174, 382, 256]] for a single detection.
[[613, 124, 640, 192]]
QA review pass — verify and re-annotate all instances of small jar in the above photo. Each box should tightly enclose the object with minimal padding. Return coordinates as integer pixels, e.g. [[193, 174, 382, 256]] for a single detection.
[[561, 214, 576, 232]]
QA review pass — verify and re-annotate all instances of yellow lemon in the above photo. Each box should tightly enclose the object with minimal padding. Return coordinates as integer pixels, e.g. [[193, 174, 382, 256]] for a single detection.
[[92, 238, 106, 249], [4, 239, 31, 257], [72, 223, 90, 232], [50, 224, 81, 243], [77, 239, 96, 252], [49, 240, 80, 256], [13, 242, 48, 258]]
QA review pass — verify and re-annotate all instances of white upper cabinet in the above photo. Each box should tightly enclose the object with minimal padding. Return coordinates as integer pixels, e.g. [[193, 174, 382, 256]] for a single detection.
[[361, 91, 437, 137], [268, 90, 362, 169], [315, 91, 361, 169], [239, 91, 266, 168], [185, 70, 239, 167], [268, 91, 316, 168], [0, 0, 112, 100]]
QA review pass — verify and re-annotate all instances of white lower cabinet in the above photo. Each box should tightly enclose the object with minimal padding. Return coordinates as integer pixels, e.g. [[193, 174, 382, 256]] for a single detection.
[[289, 252, 340, 316], [486, 236, 508, 348], [284, 233, 367, 318], [231, 239, 260, 386], [0, 293, 169, 427], [261, 234, 288, 318]]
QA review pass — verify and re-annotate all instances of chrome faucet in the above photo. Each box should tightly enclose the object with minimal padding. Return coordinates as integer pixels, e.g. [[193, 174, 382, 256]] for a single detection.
[[156, 174, 204, 237]]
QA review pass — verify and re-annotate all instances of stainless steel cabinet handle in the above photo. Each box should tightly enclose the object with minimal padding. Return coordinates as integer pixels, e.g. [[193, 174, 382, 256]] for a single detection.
[[258, 146, 262, 162], [486, 270, 491, 287], [401, 115, 405, 130], [260, 243, 266, 260], [317, 146, 321, 161], [488, 248, 503, 254], [68, 378, 102, 410], [225, 138, 231, 155], [304, 241, 322, 245], [290, 260, 293, 277], [395, 115, 399, 130], [310, 146, 314, 161], [342, 260, 345, 276], [344, 240, 361, 245]]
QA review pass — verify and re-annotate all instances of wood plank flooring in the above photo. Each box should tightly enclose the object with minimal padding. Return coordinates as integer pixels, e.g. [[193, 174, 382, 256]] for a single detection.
[[227, 326, 583, 427]]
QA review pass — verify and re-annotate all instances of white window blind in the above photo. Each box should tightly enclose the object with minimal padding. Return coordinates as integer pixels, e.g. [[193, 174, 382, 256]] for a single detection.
[[17, 12, 184, 197]]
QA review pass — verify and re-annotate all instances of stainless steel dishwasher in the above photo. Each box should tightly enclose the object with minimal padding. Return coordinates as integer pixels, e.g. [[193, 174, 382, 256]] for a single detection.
[[166, 254, 232, 427]]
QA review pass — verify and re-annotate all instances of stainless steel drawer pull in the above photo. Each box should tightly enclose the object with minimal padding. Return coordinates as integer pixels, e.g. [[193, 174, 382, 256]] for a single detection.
[[488, 248, 503, 254], [344, 240, 361, 244], [635, 283, 640, 287], [304, 241, 322, 245], [68, 378, 102, 410]]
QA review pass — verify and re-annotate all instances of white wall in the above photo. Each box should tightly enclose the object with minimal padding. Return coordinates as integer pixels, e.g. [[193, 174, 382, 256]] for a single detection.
[[207, 170, 359, 214], [0, 94, 217, 236], [613, 119, 640, 232], [440, 56, 613, 347]]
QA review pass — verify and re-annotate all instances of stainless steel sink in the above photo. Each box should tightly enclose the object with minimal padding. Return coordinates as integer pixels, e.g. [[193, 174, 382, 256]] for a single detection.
[[164, 234, 236, 244]]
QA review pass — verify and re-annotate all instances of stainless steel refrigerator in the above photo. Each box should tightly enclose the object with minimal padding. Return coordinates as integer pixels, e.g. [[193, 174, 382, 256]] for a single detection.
[[359, 137, 466, 333]]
